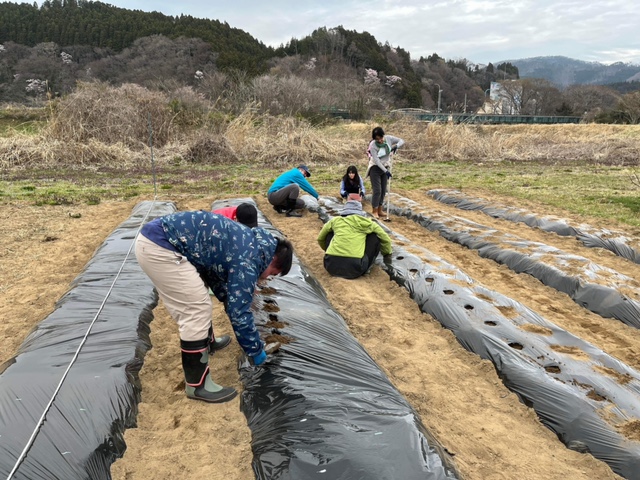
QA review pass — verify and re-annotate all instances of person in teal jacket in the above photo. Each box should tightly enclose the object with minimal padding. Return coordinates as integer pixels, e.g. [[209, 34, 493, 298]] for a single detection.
[[267, 164, 319, 217], [317, 198, 392, 279], [135, 210, 293, 403]]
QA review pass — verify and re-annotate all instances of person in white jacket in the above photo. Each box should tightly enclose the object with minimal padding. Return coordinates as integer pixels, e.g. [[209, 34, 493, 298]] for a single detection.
[[365, 126, 405, 218]]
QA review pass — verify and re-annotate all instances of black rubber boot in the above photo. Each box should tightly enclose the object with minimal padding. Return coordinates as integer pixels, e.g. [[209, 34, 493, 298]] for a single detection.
[[285, 199, 302, 217], [181, 338, 237, 403], [207, 326, 231, 354]]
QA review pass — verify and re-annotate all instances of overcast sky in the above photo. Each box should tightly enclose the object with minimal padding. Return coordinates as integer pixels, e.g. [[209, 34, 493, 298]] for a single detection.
[[97, 0, 639, 66]]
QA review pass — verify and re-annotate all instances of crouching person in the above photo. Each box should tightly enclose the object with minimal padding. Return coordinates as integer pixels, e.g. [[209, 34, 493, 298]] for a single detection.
[[267, 164, 319, 217], [317, 198, 392, 279], [135, 210, 293, 403]]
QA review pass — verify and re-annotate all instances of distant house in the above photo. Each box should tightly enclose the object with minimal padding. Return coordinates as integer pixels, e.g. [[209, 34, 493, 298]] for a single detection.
[[479, 81, 520, 114]]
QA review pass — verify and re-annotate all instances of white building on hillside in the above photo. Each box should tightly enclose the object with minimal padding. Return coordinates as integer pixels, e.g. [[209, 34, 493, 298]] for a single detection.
[[480, 81, 520, 114]]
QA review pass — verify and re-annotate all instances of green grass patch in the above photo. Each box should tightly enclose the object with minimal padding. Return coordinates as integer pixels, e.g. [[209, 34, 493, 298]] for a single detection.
[[1, 151, 639, 228], [0, 108, 47, 136], [609, 196, 640, 214], [390, 160, 640, 227]]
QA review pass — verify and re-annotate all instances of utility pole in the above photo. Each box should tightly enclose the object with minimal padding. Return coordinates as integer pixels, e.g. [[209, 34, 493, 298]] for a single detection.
[[435, 83, 442, 113]]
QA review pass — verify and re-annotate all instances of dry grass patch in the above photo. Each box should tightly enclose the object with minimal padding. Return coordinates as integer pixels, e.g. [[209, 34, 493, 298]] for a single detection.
[[393, 120, 640, 164], [0, 134, 151, 170], [224, 110, 338, 166], [47, 82, 175, 149], [185, 133, 238, 164]]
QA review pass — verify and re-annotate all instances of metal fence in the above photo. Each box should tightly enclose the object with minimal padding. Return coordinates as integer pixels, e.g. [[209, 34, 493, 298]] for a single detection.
[[325, 107, 583, 124], [391, 110, 583, 124]]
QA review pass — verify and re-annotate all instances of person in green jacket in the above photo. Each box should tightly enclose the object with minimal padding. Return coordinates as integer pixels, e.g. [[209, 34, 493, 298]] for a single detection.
[[317, 198, 392, 279]]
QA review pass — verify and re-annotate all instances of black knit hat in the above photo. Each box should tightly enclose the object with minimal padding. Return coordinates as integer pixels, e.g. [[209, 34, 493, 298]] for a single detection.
[[236, 203, 258, 228]]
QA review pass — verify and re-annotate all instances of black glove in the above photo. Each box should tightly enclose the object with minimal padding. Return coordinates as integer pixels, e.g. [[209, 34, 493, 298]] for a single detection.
[[360, 192, 365, 198], [391, 145, 398, 154], [385, 170, 392, 179]]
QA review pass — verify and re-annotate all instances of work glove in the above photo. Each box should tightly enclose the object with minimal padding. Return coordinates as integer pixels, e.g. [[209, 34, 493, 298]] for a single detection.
[[391, 145, 398, 154], [385, 170, 392, 179], [250, 350, 267, 366], [247, 341, 282, 366]]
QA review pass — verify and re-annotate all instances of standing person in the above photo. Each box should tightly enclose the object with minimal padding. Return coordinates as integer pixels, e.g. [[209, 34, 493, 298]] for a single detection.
[[340, 165, 366, 201], [267, 164, 319, 217], [317, 197, 392, 279], [212, 202, 258, 228], [135, 210, 293, 404], [366, 127, 405, 218]]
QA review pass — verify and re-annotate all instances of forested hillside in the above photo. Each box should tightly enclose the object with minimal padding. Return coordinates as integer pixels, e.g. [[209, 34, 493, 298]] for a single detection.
[[507, 56, 640, 88], [1, 0, 640, 122], [0, 0, 272, 73]]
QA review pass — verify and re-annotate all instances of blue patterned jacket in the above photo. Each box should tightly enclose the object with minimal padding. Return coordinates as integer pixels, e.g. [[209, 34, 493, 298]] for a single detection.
[[161, 211, 277, 357]]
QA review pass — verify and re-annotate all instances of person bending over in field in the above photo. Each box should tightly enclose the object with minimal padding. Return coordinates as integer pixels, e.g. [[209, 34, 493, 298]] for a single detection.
[[135, 210, 293, 403]]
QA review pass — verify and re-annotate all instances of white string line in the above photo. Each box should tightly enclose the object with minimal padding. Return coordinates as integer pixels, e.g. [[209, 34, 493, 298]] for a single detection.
[[6, 200, 158, 480], [8, 117, 160, 479]]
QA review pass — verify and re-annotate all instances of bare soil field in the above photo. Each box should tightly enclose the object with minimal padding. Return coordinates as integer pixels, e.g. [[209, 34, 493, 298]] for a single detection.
[[2, 189, 640, 480]]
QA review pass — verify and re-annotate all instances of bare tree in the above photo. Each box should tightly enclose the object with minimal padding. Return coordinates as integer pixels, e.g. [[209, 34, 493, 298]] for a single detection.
[[198, 69, 254, 114], [562, 85, 621, 119], [266, 55, 305, 76], [86, 35, 216, 88], [492, 79, 560, 115], [525, 78, 562, 115], [618, 91, 640, 124]]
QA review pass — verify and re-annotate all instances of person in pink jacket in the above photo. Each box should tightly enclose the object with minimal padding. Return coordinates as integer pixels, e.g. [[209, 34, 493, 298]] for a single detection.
[[212, 202, 258, 228]]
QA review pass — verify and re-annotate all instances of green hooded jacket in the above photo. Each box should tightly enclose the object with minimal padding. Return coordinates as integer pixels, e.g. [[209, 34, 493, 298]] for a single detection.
[[317, 214, 392, 258]]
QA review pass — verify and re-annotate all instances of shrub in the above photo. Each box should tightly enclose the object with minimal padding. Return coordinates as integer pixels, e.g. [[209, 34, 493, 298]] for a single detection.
[[224, 109, 337, 165], [186, 134, 238, 164], [47, 81, 174, 148]]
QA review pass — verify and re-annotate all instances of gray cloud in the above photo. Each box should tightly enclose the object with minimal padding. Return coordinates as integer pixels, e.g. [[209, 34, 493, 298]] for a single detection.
[[99, 0, 640, 65]]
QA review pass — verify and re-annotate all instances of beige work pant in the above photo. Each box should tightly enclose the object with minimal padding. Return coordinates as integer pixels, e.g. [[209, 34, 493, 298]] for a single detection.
[[135, 234, 213, 341]]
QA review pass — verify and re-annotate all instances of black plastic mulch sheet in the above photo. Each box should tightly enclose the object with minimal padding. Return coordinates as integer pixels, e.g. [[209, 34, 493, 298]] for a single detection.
[[211, 198, 459, 480], [428, 188, 640, 264], [316, 196, 640, 480], [386, 194, 640, 330], [0, 200, 176, 480]]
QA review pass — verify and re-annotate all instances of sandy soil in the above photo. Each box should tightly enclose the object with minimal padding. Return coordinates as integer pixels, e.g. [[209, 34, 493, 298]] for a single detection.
[[2, 190, 639, 480]]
